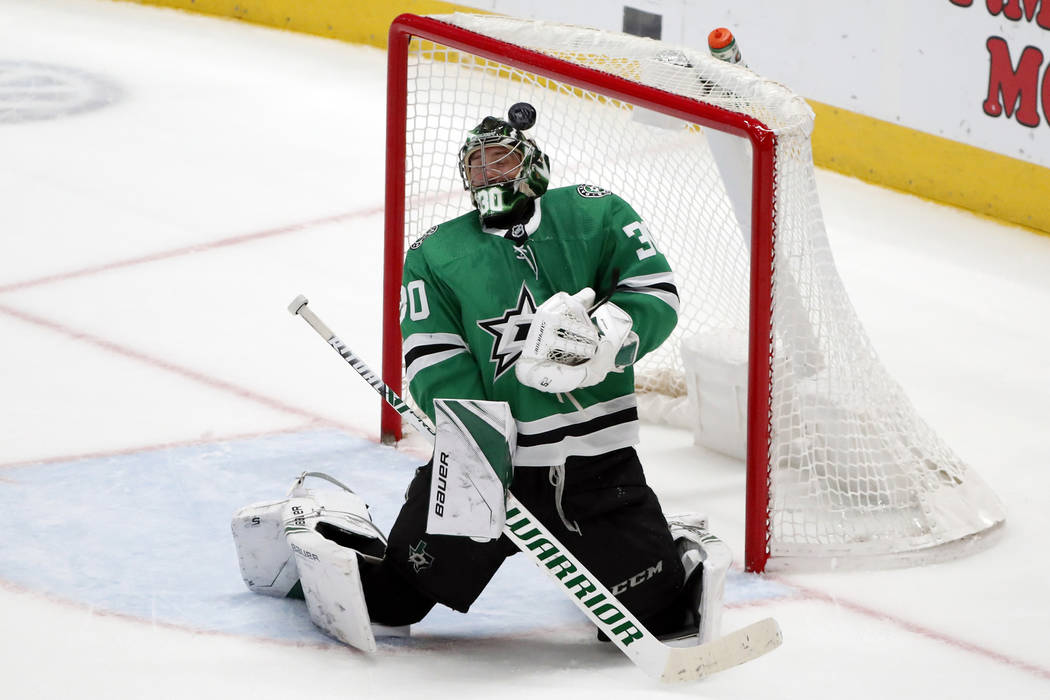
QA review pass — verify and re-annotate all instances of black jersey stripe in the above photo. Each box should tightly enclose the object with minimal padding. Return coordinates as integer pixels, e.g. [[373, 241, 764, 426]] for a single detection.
[[516, 406, 639, 448], [617, 282, 679, 297], [404, 343, 467, 368]]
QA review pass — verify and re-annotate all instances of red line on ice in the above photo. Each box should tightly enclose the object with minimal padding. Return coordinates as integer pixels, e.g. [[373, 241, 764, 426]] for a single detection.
[[0, 425, 323, 470], [0, 206, 382, 294], [0, 302, 364, 438], [782, 579, 1050, 682]]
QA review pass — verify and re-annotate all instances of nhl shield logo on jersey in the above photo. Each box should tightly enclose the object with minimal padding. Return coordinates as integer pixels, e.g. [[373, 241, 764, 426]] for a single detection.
[[476, 281, 537, 381], [576, 184, 612, 198]]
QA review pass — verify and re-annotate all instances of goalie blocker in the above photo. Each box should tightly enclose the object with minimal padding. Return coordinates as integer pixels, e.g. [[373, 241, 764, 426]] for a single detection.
[[427, 399, 515, 540]]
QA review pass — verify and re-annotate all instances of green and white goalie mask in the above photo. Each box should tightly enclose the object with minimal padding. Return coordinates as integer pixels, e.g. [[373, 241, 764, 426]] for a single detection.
[[458, 107, 550, 228]]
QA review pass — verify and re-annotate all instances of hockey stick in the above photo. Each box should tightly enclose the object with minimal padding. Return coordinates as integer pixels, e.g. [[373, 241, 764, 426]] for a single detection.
[[587, 266, 620, 313], [287, 294, 782, 682]]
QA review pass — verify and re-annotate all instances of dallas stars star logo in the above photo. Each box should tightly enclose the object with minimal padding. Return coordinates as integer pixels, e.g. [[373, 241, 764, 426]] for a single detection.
[[407, 540, 434, 572], [477, 282, 536, 381]]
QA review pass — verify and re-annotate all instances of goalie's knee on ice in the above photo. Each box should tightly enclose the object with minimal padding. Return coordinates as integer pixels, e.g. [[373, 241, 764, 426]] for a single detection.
[[359, 559, 437, 626]]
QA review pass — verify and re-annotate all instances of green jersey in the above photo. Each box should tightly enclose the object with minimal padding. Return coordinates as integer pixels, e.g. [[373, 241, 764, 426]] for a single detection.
[[401, 184, 679, 466]]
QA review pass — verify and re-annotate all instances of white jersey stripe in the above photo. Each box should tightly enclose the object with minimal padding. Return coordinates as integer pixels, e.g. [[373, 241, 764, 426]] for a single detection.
[[618, 271, 675, 287], [517, 394, 638, 434], [513, 394, 640, 466], [403, 332, 469, 355], [515, 421, 640, 466]]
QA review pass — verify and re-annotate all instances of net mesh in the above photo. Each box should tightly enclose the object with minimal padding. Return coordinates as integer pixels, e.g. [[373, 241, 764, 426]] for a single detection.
[[393, 14, 1004, 567]]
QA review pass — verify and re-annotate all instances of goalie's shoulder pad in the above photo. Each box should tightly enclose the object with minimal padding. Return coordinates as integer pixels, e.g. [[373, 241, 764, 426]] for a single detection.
[[575, 184, 614, 198]]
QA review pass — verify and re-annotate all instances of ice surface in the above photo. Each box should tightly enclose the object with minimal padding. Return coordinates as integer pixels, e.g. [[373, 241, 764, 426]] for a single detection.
[[1, 1, 1048, 698]]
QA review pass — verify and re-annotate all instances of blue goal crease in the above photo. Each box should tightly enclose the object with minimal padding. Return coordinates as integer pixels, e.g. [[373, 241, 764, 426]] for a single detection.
[[0, 429, 580, 643], [0, 428, 789, 644]]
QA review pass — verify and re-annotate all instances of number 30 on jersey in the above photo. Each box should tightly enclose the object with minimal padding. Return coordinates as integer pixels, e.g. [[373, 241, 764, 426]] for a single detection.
[[401, 279, 430, 322]]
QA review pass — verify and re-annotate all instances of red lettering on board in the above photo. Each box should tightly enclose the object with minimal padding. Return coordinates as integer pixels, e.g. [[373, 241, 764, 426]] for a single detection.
[[987, 0, 1050, 29], [983, 36, 1046, 126]]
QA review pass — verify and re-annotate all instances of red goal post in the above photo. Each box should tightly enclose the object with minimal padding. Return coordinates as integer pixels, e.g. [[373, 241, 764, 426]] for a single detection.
[[382, 13, 777, 571], [380, 13, 1005, 573]]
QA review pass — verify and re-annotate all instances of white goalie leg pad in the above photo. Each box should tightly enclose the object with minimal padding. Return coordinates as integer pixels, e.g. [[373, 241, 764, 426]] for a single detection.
[[283, 475, 392, 653], [428, 398, 515, 541], [231, 498, 299, 597], [667, 513, 733, 644], [285, 516, 376, 652]]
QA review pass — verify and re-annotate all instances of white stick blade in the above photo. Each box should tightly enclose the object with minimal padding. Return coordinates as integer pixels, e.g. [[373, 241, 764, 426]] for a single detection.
[[661, 617, 782, 683]]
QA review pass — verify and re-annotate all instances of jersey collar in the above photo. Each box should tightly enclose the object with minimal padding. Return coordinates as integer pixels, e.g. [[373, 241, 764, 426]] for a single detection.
[[480, 196, 543, 240]]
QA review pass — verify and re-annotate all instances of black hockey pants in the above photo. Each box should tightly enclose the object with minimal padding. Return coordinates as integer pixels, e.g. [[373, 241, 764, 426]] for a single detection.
[[359, 447, 689, 634]]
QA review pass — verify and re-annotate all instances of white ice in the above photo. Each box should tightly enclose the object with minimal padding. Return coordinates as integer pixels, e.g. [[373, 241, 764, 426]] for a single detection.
[[1, 1, 1048, 698]]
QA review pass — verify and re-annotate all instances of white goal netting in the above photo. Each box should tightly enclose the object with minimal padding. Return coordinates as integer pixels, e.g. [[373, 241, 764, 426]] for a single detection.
[[389, 13, 1005, 570]]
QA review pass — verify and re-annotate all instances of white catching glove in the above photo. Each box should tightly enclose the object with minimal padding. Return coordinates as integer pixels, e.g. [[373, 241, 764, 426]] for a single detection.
[[515, 288, 639, 393]]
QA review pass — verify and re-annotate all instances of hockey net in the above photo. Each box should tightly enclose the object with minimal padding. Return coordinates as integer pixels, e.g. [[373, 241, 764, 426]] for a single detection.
[[381, 13, 1005, 572]]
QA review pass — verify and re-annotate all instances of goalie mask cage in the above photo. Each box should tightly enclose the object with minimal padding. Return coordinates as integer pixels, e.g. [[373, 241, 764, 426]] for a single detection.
[[380, 13, 1005, 572]]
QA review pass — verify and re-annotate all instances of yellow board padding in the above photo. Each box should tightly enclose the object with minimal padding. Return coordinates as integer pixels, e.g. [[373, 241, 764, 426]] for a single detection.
[[120, 1, 1048, 236], [809, 100, 1049, 236], [119, 0, 479, 48]]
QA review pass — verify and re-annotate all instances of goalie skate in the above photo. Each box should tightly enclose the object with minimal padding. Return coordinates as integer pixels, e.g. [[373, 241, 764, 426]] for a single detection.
[[667, 514, 732, 644]]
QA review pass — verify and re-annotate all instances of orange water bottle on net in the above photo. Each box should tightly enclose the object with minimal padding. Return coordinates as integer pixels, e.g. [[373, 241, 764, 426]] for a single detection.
[[708, 27, 744, 65]]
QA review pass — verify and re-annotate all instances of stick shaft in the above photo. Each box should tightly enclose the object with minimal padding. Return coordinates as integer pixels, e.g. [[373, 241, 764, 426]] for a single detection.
[[289, 295, 433, 438]]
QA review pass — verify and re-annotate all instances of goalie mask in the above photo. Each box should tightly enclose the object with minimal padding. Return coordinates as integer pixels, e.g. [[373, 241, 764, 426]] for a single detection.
[[459, 103, 550, 228]]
